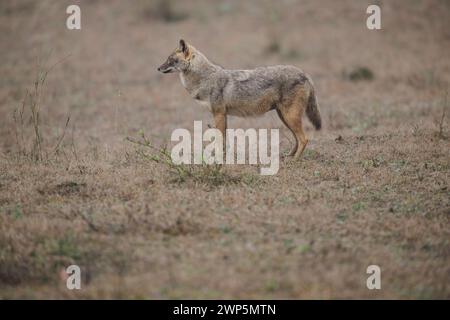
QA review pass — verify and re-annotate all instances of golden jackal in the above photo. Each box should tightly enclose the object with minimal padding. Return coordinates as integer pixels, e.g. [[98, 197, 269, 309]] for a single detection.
[[158, 39, 322, 159]]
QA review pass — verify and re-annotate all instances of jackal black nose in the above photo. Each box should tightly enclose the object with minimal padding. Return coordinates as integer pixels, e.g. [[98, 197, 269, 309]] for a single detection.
[[157, 67, 161, 71]]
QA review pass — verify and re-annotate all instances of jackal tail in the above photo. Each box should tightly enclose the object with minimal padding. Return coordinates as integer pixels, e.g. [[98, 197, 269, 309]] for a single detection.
[[306, 87, 322, 130]]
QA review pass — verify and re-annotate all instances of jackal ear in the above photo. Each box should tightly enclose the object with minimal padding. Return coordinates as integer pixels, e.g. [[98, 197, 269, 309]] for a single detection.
[[179, 39, 189, 55]]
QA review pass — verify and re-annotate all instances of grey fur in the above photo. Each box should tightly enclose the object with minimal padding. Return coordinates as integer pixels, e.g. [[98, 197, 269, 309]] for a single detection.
[[159, 42, 318, 121], [158, 40, 322, 157]]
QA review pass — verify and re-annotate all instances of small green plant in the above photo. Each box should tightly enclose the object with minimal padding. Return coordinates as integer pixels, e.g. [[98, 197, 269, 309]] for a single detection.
[[49, 236, 81, 260], [361, 156, 385, 169], [13, 54, 71, 162], [264, 6, 282, 55], [265, 38, 281, 54], [343, 66, 374, 81], [140, 0, 188, 22], [12, 205, 23, 220], [352, 202, 365, 212], [298, 243, 311, 254], [126, 130, 243, 188], [411, 123, 422, 137], [435, 91, 448, 140], [265, 279, 280, 292]]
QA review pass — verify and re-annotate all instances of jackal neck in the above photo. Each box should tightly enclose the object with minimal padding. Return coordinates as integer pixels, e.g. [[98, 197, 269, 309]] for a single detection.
[[180, 51, 221, 92], [184, 52, 220, 80]]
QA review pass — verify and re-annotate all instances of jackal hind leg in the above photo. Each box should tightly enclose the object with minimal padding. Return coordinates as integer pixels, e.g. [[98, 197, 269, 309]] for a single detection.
[[276, 109, 298, 157], [277, 107, 308, 160]]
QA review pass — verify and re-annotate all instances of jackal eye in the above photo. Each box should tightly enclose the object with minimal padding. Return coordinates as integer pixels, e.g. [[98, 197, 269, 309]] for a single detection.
[[166, 56, 177, 65]]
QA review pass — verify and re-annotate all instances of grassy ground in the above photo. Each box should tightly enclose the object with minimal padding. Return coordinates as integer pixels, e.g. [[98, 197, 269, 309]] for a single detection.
[[0, 0, 449, 299]]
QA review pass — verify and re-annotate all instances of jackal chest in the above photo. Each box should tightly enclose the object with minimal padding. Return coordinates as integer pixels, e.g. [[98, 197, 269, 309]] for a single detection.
[[193, 95, 212, 111], [180, 73, 212, 111], [191, 88, 212, 111]]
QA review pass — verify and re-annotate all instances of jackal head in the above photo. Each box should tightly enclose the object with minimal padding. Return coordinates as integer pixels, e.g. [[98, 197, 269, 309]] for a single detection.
[[157, 39, 192, 73]]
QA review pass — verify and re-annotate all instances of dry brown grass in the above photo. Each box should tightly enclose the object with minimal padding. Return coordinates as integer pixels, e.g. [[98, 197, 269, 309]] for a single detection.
[[0, 0, 449, 299]]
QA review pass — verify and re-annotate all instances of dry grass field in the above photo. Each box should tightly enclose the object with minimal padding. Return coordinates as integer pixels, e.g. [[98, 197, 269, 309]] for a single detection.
[[0, 0, 449, 299]]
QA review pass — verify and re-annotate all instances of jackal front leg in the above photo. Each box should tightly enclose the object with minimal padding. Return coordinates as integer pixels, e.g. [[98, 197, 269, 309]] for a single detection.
[[213, 112, 227, 161]]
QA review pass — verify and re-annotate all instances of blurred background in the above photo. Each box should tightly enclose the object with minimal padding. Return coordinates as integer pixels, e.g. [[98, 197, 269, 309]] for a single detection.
[[1, 0, 449, 150]]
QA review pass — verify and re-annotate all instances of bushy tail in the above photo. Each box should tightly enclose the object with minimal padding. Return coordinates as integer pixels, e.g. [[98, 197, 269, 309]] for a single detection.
[[306, 87, 322, 130]]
